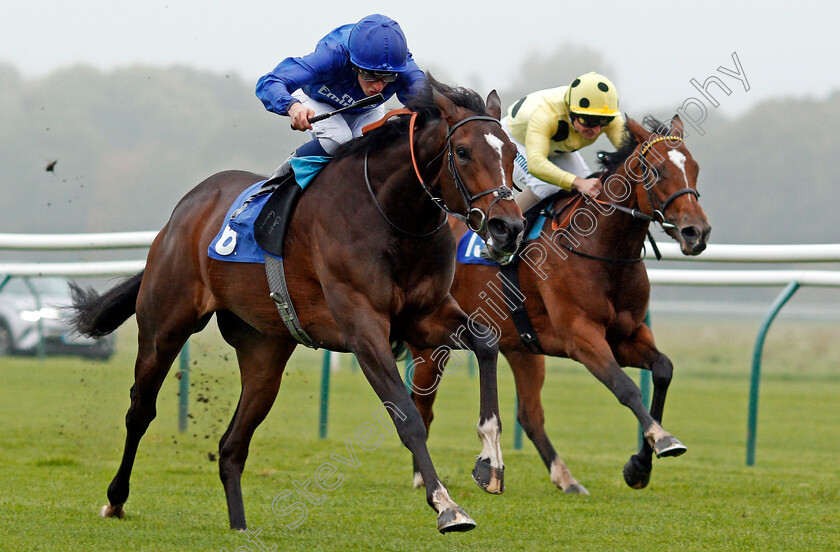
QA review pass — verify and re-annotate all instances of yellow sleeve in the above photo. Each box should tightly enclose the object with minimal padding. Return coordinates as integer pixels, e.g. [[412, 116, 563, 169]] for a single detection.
[[524, 105, 577, 190], [605, 114, 629, 148]]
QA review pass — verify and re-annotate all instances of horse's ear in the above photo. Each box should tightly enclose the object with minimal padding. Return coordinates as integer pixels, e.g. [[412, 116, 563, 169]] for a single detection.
[[486, 90, 502, 120], [433, 87, 460, 125], [625, 117, 651, 143], [669, 114, 685, 138]]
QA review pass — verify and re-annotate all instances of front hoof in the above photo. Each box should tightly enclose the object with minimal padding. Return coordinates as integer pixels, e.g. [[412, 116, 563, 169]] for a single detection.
[[623, 455, 652, 489], [654, 436, 687, 458], [437, 506, 476, 533], [100, 503, 125, 519], [472, 458, 505, 494], [563, 483, 590, 495]]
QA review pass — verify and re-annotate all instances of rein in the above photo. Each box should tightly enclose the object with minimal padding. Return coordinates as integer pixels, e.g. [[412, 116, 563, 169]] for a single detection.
[[408, 112, 513, 233], [364, 151, 448, 237], [362, 110, 512, 236], [637, 136, 699, 228], [546, 134, 696, 263]]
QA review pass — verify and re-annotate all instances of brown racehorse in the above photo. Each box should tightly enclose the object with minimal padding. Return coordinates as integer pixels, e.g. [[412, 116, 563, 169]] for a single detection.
[[409, 115, 711, 494], [69, 79, 525, 533]]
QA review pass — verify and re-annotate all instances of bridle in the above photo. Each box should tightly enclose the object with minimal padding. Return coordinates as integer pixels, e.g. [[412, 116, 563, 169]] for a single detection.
[[364, 110, 516, 235], [547, 133, 700, 263], [587, 135, 699, 231], [635, 136, 700, 229], [408, 112, 514, 233]]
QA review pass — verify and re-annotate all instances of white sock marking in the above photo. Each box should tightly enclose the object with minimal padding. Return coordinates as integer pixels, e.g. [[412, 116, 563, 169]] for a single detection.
[[431, 484, 459, 513], [477, 415, 504, 469]]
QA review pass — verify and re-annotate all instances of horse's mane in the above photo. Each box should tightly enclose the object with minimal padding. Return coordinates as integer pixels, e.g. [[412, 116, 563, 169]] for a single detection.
[[332, 74, 487, 161], [597, 116, 673, 176]]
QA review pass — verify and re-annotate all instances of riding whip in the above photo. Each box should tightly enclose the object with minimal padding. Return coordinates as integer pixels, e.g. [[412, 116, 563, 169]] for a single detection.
[[292, 93, 385, 127]]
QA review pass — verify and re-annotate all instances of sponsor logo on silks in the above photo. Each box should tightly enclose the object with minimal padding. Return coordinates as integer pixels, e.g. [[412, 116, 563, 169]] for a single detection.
[[215, 225, 237, 255], [316, 85, 359, 108], [514, 151, 528, 172]]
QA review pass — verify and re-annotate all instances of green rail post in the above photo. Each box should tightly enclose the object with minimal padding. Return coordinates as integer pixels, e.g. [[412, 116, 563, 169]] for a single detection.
[[746, 281, 800, 466], [319, 350, 331, 439], [513, 394, 523, 450], [402, 351, 415, 392], [638, 312, 653, 449], [178, 341, 190, 432]]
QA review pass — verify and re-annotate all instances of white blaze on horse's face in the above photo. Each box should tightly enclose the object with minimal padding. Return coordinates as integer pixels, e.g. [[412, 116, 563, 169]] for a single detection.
[[484, 133, 510, 194], [667, 150, 693, 201]]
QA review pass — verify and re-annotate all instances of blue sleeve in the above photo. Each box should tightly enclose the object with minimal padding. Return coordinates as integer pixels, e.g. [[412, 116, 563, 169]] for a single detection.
[[255, 30, 347, 116], [395, 53, 427, 105]]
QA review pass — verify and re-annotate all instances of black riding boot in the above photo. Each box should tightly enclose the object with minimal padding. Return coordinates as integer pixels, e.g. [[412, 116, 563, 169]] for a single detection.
[[231, 139, 330, 219]]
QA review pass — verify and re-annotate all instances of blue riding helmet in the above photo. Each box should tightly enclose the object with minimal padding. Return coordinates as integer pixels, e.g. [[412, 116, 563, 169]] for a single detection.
[[348, 14, 409, 72]]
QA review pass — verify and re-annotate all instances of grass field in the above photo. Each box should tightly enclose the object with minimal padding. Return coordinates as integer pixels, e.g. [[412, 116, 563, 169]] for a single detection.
[[1, 316, 838, 551]]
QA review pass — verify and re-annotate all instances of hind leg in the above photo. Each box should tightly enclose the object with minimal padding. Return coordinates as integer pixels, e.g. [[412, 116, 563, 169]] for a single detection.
[[505, 350, 588, 494], [102, 307, 208, 518], [614, 325, 680, 489], [216, 311, 295, 530]]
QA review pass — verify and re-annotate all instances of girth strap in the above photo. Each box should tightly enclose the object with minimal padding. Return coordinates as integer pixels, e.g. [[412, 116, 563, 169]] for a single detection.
[[499, 261, 544, 354], [265, 255, 319, 349]]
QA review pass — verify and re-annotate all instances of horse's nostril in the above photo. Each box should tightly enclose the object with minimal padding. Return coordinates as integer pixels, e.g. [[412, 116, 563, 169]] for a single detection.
[[681, 226, 700, 241], [487, 218, 510, 240]]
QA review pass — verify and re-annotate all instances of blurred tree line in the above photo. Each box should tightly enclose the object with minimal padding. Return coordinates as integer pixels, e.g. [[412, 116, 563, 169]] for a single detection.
[[1, 53, 839, 247]]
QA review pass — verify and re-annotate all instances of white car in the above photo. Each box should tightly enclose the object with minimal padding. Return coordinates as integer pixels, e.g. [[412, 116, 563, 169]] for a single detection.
[[0, 276, 115, 360]]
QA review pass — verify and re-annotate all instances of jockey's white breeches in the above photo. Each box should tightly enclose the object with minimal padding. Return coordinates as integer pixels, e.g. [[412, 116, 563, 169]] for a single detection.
[[292, 90, 387, 154], [500, 116, 591, 200]]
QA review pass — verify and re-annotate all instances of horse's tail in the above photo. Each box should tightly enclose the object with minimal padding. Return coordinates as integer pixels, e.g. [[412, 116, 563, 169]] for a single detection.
[[70, 270, 144, 338]]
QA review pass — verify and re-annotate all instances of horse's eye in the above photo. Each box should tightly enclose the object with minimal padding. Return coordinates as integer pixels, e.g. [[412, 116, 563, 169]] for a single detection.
[[456, 146, 470, 160]]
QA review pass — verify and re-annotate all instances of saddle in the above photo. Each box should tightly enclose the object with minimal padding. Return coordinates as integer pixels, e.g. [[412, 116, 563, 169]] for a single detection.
[[254, 173, 317, 349], [523, 190, 575, 240], [253, 175, 302, 257]]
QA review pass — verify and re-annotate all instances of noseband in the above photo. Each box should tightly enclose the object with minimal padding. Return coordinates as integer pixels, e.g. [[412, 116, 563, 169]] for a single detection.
[[637, 136, 700, 229], [409, 113, 513, 233]]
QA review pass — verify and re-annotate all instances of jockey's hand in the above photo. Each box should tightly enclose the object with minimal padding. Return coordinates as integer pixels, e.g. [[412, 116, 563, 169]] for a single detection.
[[572, 176, 602, 197], [288, 102, 315, 131]]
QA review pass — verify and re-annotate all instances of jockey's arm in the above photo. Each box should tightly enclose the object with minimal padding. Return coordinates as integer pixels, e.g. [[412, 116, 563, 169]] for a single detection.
[[394, 54, 428, 105], [256, 36, 342, 117], [524, 109, 577, 190]]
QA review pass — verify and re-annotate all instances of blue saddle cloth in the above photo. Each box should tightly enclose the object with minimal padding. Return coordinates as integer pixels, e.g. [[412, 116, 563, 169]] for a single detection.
[[207, 156, 331, 264], [208, 181, 274, 263], [455, 216, 547, 266]]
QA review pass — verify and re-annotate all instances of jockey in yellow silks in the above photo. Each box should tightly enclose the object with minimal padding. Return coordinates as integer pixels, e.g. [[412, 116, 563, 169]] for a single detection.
[[502, 72, 627, 211]]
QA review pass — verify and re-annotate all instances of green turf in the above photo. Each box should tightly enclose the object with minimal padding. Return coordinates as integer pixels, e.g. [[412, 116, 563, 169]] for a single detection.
[[0, 317, 838, 551]]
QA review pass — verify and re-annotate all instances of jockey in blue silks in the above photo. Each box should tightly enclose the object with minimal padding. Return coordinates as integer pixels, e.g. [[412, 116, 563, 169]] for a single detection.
[[256, 14, 427, 184]]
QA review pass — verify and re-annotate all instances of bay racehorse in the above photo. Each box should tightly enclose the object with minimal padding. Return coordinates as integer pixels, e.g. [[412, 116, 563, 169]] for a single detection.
[[70, 79, 525, 533], [409, 115, 710, 494]]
